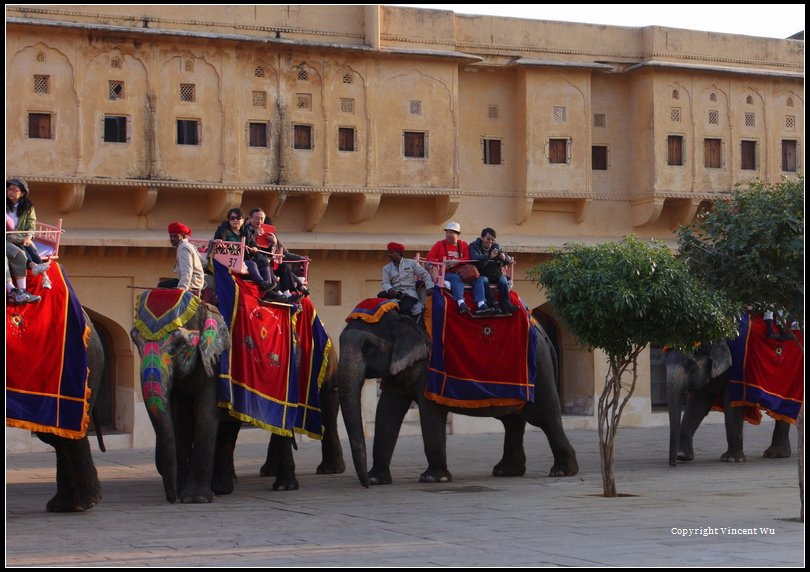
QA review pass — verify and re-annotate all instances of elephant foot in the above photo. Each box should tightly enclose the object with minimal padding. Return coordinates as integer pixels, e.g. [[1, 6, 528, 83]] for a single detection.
[[548, 457, 579, 477], [46, 490, 102, 513], [419, 467, 452, 483], [677, 450, 695, 462], [272, 476, 299, 491], [316, 458, 346, 475], [179, 487, 214, 503], [259, 464, 274, 477], [720, 450, 746, 462], [368, 467, 392, 485], [763, 445, 791, 458], [492, 461, 526, 477], [212, 470, 237, 495]]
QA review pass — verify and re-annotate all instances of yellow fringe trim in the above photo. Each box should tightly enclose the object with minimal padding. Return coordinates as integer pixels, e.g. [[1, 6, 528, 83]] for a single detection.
[[133, 292, 201, 341]]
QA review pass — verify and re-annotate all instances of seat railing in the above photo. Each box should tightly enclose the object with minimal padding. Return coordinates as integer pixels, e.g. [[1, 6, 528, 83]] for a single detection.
[[414, 254, 515, 288], [6, 218, 63, 261]]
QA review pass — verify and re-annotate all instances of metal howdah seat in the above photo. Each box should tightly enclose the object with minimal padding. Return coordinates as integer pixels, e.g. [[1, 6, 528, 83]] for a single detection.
[[189, 237, 310, 285], [6, 218, 64, 262], [414, 253, 514, 290]]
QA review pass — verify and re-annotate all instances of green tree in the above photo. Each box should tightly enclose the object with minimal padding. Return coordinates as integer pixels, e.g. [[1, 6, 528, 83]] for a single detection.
[[677, 176, 804, 328], [529, 236, 738, 497], [677, 175, 804, 521]]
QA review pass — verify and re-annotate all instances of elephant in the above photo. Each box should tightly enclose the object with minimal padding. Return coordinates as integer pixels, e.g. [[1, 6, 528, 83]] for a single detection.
[[34, 310, 106, 512], [131, 293, 344, 503], [338, 308, 579, 486], [665, 342, 792, 467]]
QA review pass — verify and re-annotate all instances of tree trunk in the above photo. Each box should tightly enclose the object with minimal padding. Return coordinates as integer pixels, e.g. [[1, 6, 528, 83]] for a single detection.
[[596, 352, 640, 497]]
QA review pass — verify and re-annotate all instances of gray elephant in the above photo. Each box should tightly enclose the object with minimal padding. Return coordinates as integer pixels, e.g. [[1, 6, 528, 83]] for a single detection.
[[130, 294, 233, 502], [338, 309, 579, 486], [131, 291, 344, 502], [7, 301, 105, 512], [665, 342, 792, 467]]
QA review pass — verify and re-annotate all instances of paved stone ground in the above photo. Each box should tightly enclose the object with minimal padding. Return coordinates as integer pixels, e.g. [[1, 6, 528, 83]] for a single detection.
[[5, 420, 804, 567]]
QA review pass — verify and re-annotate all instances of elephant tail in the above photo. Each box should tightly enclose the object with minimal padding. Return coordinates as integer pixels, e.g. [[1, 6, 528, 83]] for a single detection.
[[92, 407, 106, 453]]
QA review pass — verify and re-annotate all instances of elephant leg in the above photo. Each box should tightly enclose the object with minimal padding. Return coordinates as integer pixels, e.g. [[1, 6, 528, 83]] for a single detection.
[[317, 382, 346, 475], [37, 434, 102, 512], [678, 390, 713, 462], [213, 419, 241, 494], [764, 421, 791, 458], [720, 398, 746, 462], [368, 389, 412, 485], [179, 381, 219, 503], [415, 396, 452, 483], [521, 401, 579, 477], [492, 414, 527, 477], [259, 438, 278, 478], [145, 403, 179, 503], [269, 434, 299, 491], [172, 397, 194, 498]]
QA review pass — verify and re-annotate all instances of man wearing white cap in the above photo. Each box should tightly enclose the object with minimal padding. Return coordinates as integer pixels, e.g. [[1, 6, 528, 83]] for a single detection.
[[426, 222, 495, 315]]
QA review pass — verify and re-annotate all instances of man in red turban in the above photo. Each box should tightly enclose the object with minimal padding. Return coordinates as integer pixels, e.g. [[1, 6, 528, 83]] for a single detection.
[[167, 221, 204, 295], [378, 241, 434, 320]]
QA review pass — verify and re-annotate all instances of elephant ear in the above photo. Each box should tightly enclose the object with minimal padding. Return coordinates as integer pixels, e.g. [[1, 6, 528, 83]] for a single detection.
[[199, 304, 230, 378], [710, 342, 732, 378], [390, 319, 430, 376]]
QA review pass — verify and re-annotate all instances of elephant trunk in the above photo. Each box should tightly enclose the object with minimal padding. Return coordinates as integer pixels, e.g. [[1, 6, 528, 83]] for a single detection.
[[665, 356, 688, 467], [337, 354, 370, 487]]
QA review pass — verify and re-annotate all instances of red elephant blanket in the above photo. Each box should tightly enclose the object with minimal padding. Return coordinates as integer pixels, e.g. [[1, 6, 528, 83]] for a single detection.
[[213, 261, 326, 438], [425, 288, 537, 408], [6, 263, 91, 438], [726, 313, 804, 424]]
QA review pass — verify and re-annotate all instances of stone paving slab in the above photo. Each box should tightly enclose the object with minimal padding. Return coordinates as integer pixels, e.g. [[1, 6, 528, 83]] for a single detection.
[[5, 421, 805, 567]]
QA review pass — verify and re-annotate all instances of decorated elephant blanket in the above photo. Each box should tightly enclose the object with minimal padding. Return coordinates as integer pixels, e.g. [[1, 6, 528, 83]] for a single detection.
[[346, 297, 400, 323], [213, 261, 324, 438], [726, 313, 804, 424], [6, 263, 92, 439], [425, 288, 536, 408], [292, 295, 332, 439]]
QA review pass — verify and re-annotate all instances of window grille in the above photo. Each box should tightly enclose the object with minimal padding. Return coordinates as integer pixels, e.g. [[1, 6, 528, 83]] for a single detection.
[[672, 89, 679, 100], [670, 108, 681, 122], [708, 110, 719, 125], [342, 73, 353, 84], [109, 81, 124, 100], [340, 98, 355, 114], [180, 84, 195, 102], [297, 94, 312, 110], [254, 66, 265, 78], [785, 115, 795, 129], [184, 59, 194, 73], [297, 68, 308, 81], [488, 105, 499, 120], [593, 113, 606, 128], [553, 106, 566, 122], [252, 91, 266, 107], [36, 52, 46, 63], [33, 75, 49, 95], [745, 112, 755, 128], [709, 92, 717, 102], [409, 100, 422, 115]]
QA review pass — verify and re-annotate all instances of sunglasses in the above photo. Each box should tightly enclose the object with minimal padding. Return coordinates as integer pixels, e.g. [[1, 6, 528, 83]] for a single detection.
[[229, 216, 243, 220]]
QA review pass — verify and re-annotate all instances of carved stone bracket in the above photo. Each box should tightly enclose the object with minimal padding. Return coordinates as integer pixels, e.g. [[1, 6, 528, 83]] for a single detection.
[[515, 196, 534, 225], [207, 189, 244, 222], [666, 198, 702, 229], [631, 197, 665, 227], [133, 186, 159, 216], [304, 192, 331, 231], [348, 192, 381, 224], [264, 190, 288, 220], [57, 183, 86, 214], [519, 197, 591, 224], [433, 195, 460, 225]]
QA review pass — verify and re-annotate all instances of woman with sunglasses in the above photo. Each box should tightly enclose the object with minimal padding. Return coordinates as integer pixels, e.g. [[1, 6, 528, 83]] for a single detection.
[[212, 207, 283, 300]]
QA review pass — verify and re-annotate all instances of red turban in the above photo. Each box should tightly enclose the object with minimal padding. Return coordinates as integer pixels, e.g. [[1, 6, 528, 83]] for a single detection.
[[387, 242, 405, 253], [167, 221, 192, 236]]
